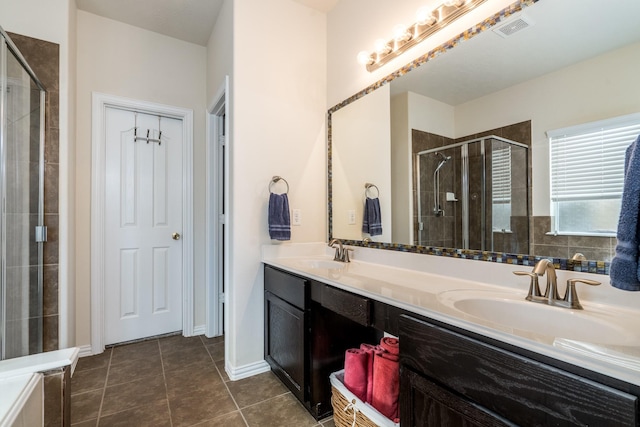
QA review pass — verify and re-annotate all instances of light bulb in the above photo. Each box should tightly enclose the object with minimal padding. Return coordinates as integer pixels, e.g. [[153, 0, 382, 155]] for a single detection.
[[393, 24, 411, 42], [374, 38, 391, 54], [357, 51, 373, 66], [416, 6, 436, 25]]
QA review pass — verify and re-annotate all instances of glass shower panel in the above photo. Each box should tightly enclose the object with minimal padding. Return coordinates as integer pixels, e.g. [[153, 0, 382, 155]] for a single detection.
[[1, 42, 44, 359]]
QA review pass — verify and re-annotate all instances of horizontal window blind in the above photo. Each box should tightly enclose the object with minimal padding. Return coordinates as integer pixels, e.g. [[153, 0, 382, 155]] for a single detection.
[[550, 118, 640, 203], [492, 146, 512, 203]]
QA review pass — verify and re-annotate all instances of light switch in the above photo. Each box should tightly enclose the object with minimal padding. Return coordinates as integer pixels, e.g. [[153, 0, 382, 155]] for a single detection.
[[292, 209, 302, 226], [348, 210, 356, 225]]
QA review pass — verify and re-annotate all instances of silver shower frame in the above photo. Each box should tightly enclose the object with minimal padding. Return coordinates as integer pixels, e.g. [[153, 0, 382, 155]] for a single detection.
[[0, 25, 47, 359], [416, 135, 527, 249]]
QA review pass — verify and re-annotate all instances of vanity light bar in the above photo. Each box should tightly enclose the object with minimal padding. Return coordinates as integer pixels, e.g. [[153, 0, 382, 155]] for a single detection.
[[358, 0, 488, 72]]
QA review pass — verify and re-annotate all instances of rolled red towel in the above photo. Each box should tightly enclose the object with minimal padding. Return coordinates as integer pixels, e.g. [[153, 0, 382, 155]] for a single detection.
[[360, 343, 385, 403], [343, 348, 368, 402], [371, 351, 400, 421], [380, 336, 399, 355]]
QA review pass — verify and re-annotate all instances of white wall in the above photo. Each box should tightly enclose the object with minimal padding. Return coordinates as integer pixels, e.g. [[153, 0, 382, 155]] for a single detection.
[[227, 0, 326, 373], [333, 85, 391, 242], [75, 11, 208, 347], [455, 42, 640, 216], [327, 0, 515, 106], [0, 0, 77, 348], [207, 0, 233, 102]]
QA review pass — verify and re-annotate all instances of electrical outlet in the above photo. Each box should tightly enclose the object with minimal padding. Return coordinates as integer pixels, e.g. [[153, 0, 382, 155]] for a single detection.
[[348, 210, 356, 225], [292, 209, 302, 226]]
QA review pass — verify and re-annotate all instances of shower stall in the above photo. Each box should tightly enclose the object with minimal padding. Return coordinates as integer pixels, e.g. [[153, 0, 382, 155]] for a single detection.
[[415, 135, 529, 254], [0, 27, 47, 359]]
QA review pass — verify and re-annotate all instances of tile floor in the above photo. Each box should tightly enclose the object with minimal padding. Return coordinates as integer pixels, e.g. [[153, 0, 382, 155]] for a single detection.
[[70, 334, 336, 427]]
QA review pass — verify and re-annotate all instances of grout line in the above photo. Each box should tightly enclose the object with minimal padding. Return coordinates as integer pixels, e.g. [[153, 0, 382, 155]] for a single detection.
[[94, 347, 113, 426], [204, 341, 249, 426], [158, 338, 174, 427]]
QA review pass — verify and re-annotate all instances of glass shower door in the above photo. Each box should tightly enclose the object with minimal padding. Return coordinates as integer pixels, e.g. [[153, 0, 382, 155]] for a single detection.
[[1, 35, 46, 359]]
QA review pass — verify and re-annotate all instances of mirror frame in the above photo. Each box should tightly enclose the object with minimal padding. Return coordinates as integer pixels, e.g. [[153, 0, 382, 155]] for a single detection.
[[327, 0, 609, 275]]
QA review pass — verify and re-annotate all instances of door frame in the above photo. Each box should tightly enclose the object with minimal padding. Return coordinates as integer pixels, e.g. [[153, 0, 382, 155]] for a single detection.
[[90, 92, 194, 354], [205, 76, 229, 338]]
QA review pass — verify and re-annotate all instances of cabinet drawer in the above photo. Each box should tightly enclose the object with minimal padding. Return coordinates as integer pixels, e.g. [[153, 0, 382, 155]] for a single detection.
[[264, 265, 308, 309], [321, 285, 370, 326], [399, 315, 638, 426]]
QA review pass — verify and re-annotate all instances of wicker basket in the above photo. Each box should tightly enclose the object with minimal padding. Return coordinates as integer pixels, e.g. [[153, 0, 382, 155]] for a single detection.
[[330, 370, 399, 427]]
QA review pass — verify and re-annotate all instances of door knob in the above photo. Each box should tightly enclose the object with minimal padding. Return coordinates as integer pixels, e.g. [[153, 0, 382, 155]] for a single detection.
[[172, 232, 181, 240]]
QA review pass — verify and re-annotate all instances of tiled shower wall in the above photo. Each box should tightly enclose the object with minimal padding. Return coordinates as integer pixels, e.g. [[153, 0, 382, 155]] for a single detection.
[[9, 32, 60, 352], [412, 121, 531, 254]]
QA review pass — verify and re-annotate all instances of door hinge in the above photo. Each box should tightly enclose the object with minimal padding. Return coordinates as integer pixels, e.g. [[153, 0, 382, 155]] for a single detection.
[[218, 135, 225, 147], [218, 214, 226, 224], [35, 225, 48, 243], [218, 292, 225, 302]]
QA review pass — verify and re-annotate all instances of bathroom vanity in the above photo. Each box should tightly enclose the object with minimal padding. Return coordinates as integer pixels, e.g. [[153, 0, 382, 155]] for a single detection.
[[263, 245, 640, 426]]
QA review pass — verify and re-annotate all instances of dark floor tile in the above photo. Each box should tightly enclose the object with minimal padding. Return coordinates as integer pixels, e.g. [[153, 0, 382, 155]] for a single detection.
[[214, 359, 229, 382], [242, 393, 318, 427], [226, 371, 288, 408], [70, 389, 103, 424], [159, 335, 204, 354], [206, 342, 224, 362], [98, 399, 171, 427], [200, 335, 224, 345], [71, 367, 107, 394], [164, 364, 223, 398], [110, 339, 160, 365], [321, 417, 336, 426], [193, 411, 247, 427], [71, 419, 97, 427], [168, 386, 237, 427], [75, 350, 111, 372], [107, 354, 163, 386], [161, 345, 214, 372], [101, 375, 166, 416]]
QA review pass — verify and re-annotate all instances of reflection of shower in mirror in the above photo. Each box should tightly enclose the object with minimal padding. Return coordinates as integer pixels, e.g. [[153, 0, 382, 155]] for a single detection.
[[433, 152, 451, 217]]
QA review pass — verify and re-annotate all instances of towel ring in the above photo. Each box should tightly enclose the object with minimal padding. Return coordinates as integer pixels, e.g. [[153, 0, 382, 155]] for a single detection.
[[269, 176, 289, 194], [365, 182, 379, 198]]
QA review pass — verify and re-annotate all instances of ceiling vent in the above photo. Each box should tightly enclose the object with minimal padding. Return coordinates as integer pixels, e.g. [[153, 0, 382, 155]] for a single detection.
[[493, 14, 535, 38]]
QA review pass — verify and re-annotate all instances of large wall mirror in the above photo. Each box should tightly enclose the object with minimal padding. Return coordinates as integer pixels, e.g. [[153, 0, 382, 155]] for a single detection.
[[328, 0, 640, 271]]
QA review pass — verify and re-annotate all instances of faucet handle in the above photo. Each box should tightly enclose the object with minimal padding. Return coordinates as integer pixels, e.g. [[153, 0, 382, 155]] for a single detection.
[[343, 248, 354, 263], [563, 278, 601, 309], [513, 270, 542, 299]]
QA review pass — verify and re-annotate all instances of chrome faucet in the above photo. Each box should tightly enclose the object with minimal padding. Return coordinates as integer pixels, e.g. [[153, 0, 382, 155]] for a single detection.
[[328, 239, 353, 262], [513, 259, 601, 309]]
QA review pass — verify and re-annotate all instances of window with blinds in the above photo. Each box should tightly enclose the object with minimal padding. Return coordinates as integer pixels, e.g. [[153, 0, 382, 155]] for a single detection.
[[491, 145, 512, 232], [548, 113, 640, 235]]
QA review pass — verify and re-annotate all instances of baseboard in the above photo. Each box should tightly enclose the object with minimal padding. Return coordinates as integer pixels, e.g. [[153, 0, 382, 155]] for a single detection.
[[77, 344, 94, 358], [225, 359, 270, 381], [192, 324, 206, 336]]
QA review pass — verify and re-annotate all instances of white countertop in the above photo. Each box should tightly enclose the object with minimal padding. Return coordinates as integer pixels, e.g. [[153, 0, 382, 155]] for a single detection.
[[262, 243, 640, 387]]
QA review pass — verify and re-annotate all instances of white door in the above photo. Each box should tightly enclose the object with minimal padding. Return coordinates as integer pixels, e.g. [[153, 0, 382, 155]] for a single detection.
[[103, 107, 183, 344]]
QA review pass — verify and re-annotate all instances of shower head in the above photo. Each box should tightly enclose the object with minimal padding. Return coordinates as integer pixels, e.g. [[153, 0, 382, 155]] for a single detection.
[[433, 152, 451, 174]]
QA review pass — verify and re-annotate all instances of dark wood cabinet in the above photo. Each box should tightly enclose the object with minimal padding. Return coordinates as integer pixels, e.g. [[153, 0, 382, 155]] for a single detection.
[[399, 314, 639, 427], [264, 265, 380, 420]]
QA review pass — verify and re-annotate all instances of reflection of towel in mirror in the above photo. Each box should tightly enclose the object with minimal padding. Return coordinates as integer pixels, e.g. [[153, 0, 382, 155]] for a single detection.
[[268, 193, 291, 241], [362, 197, 383, 236], [610, 135, 640, 291]]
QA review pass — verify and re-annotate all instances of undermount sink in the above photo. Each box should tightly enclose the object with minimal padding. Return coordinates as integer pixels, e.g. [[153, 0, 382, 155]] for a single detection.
[[298, 259, 346, 270], [438, 290, 638, 345]]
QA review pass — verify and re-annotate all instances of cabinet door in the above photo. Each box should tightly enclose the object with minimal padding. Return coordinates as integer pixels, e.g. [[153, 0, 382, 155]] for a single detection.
[[401, 367, 515, 427], [265, 291, 307, 403]]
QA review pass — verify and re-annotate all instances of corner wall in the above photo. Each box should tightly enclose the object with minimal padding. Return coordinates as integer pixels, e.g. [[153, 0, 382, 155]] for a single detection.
[[227, 0, 326, 373]]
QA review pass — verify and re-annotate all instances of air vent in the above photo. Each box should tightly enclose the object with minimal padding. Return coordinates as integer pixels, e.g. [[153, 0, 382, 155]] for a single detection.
[[493, 14, 534, 38]]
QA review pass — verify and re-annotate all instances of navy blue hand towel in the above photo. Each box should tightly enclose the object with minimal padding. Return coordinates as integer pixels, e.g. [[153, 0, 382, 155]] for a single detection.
[[268, 193, 291, 241], [610, 135, 640, 291], [362, 197, 383, 236]]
